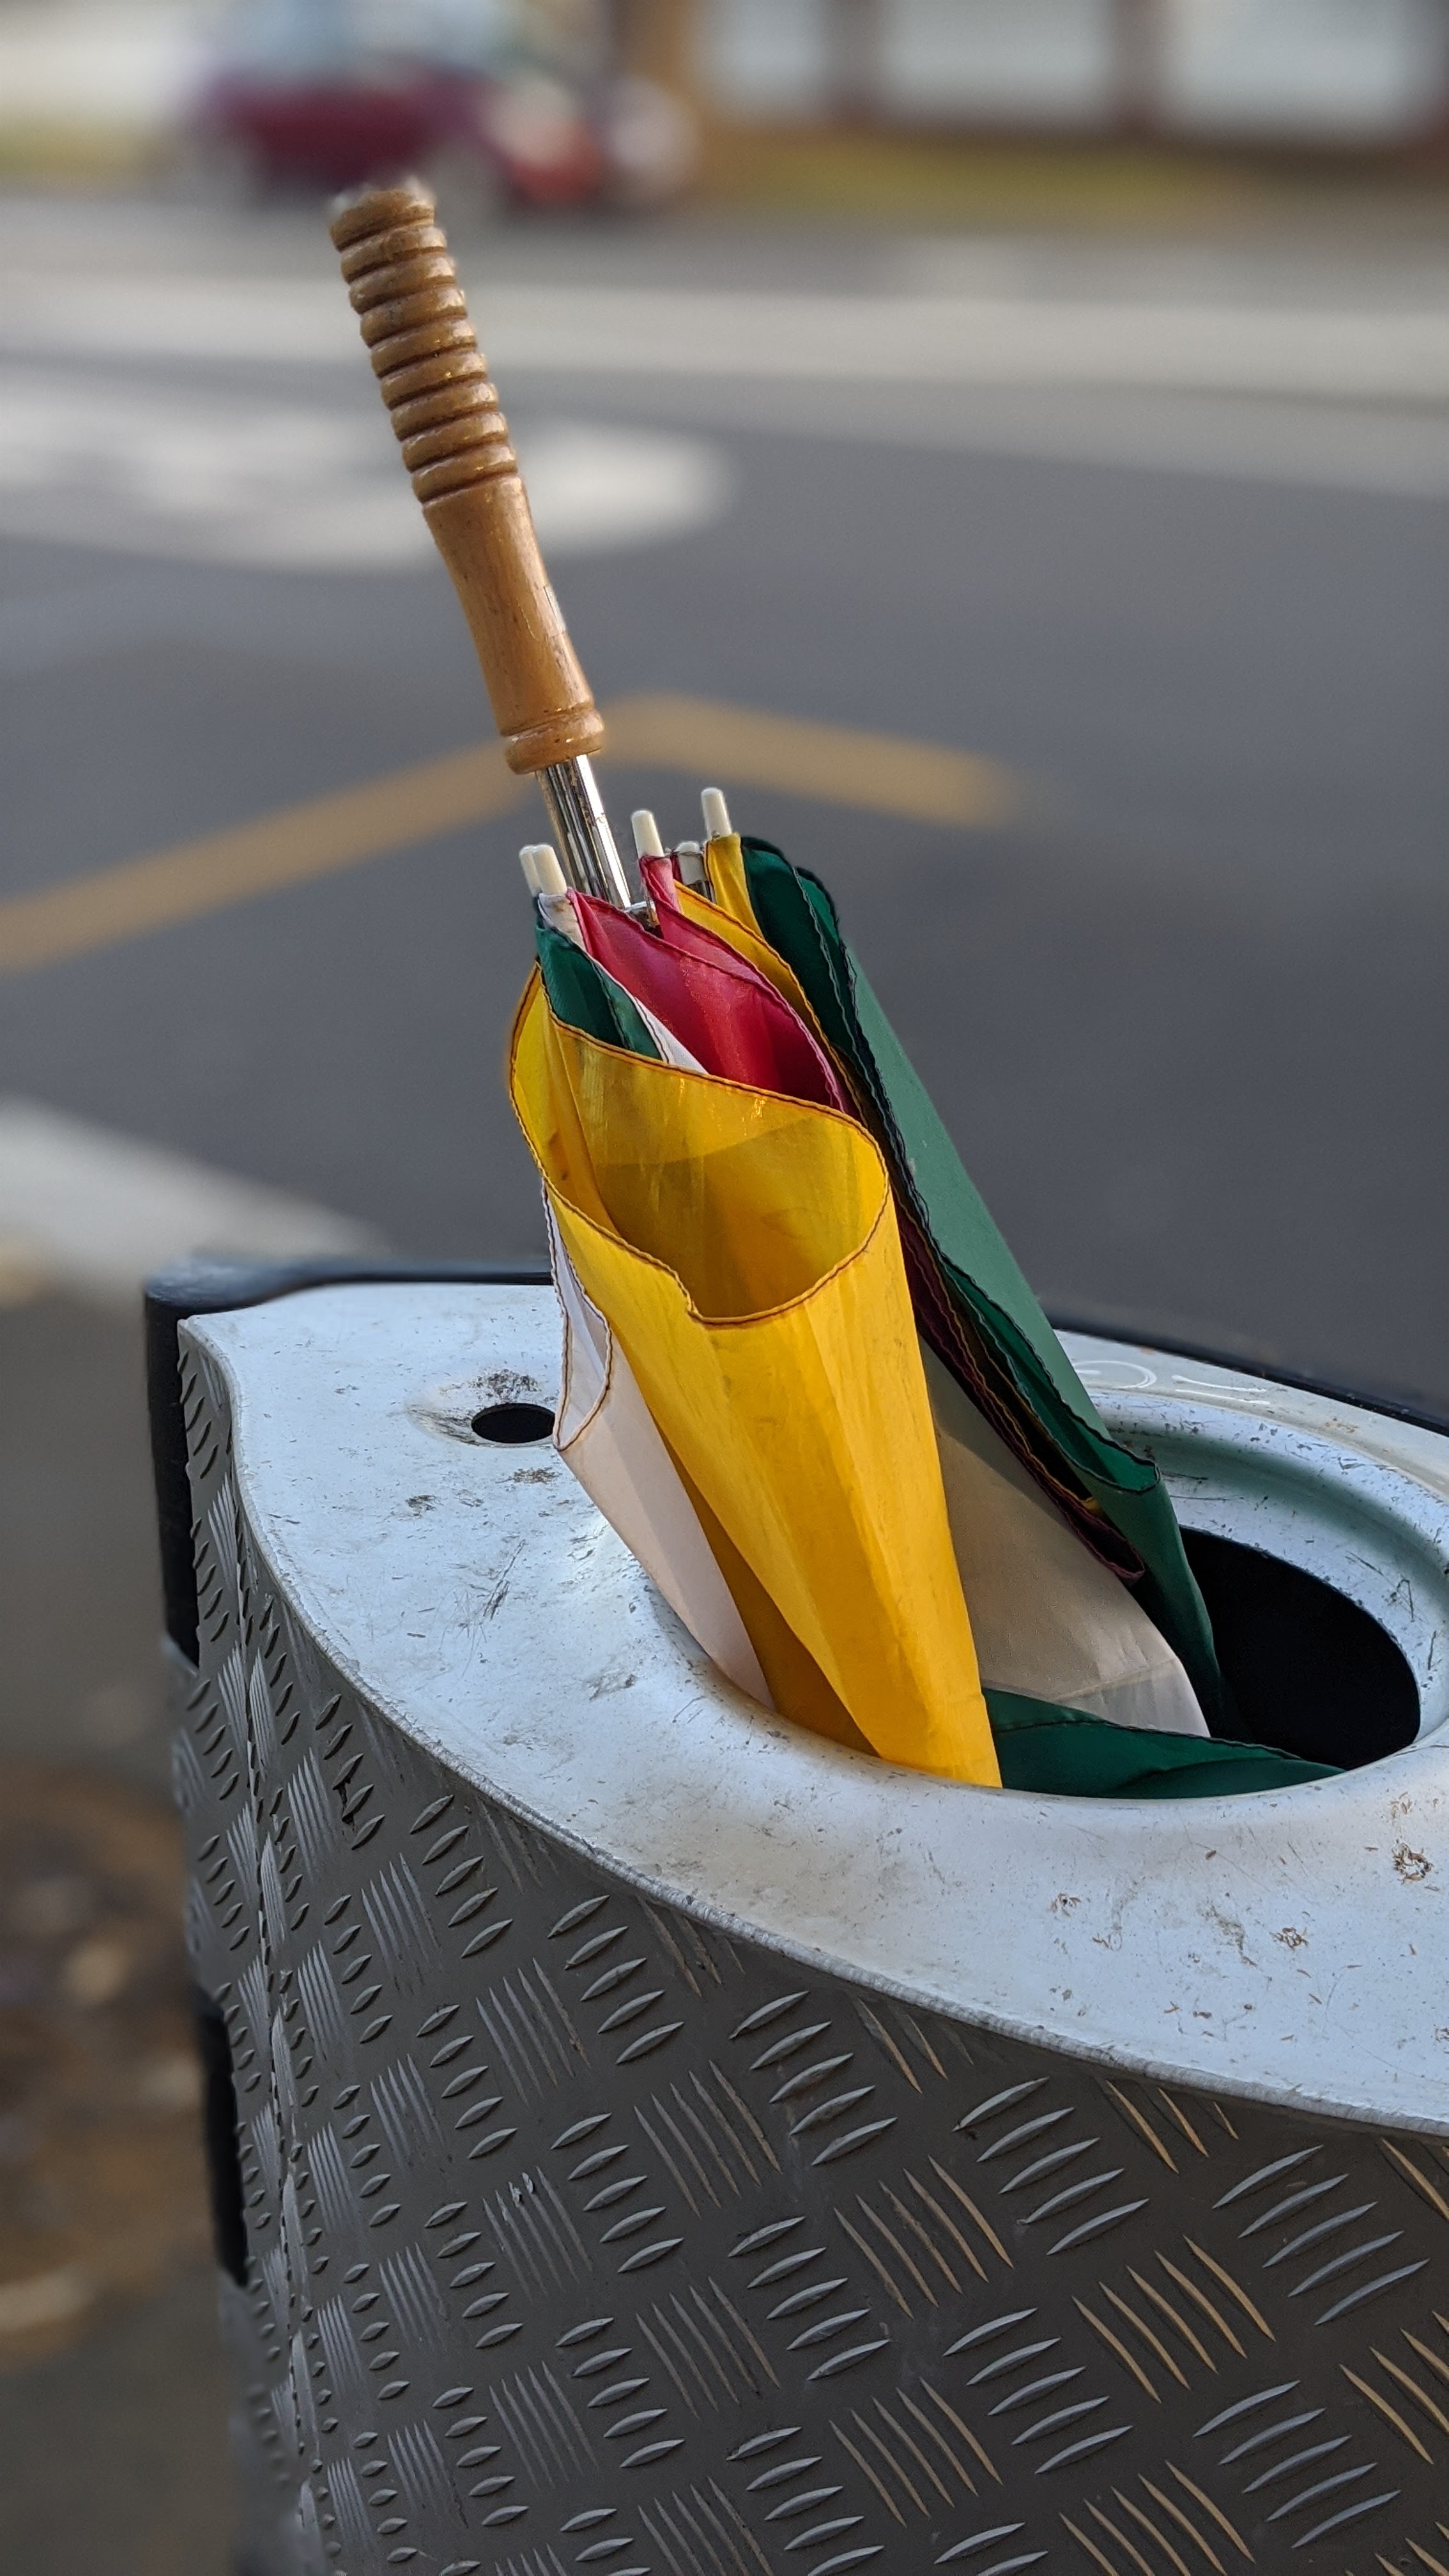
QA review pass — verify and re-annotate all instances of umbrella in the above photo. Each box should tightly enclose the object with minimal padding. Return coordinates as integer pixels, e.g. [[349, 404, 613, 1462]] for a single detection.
[[330, 181, 1335, 1800]]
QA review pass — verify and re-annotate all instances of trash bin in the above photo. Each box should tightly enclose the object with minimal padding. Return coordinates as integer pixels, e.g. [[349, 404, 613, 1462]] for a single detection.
[[150, 1266, 1449, 2576]]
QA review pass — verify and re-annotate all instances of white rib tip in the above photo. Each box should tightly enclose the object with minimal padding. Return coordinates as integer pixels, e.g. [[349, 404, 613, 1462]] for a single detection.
[[674, 839, 709, 891], [700, 786, 732, 841], [520, 843, 567, 898], [631, 808, 666, 859]]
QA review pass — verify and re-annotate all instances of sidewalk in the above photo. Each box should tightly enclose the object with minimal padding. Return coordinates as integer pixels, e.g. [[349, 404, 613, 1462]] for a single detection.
[[0, 1289, 233, 2576]]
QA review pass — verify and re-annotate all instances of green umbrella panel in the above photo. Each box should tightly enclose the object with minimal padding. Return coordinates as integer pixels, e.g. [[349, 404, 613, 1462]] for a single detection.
[[737, 838, 1228, 1735]]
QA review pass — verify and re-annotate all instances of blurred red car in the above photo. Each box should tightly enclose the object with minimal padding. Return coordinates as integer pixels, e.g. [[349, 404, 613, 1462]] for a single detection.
[[186, 0, 695, 213]]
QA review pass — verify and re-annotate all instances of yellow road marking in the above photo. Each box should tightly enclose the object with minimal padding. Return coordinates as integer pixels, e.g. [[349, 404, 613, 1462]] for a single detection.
[[607, 694, 1017, 832], [0, 694, 1018, 976], [0, 743, 525, 977]]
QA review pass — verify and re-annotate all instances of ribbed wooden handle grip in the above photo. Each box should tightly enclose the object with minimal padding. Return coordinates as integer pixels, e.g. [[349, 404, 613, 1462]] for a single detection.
[[330, 180, 604, 775]]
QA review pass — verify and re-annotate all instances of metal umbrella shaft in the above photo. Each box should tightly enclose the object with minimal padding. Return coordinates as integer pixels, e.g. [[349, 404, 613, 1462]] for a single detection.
[[537, 758, 629, 907], [330, 180, 632, 909]]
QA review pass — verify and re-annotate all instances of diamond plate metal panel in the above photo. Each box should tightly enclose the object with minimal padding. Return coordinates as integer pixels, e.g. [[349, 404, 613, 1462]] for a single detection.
[[171, 1336, 1449, 2576]]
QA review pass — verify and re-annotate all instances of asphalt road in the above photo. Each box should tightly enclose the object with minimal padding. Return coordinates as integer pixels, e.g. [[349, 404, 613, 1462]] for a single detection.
[[1, 188, 1446, 2574], [4, 194, 1448, 1397]]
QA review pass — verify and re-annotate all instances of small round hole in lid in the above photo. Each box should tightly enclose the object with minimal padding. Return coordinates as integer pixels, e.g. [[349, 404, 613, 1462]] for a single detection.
[[470, 1401, 554, 1445]]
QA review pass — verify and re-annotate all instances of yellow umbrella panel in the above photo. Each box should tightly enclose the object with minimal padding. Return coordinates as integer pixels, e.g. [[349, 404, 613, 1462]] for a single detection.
[[510, 973, 1000, 1787]]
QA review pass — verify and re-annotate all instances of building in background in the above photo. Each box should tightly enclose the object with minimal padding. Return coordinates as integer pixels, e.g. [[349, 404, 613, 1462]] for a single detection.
[[703, 0, 1449, 147]]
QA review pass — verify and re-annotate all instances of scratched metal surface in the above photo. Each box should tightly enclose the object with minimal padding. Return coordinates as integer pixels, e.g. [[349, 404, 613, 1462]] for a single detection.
[[173, 1321, 1449, 2576], [184, 1286, 1449, 2133]]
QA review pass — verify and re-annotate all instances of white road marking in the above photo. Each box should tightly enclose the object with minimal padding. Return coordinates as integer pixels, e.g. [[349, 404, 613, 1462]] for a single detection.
[[0, 378, 733, 568], [4, 269, 1449, 402], [516, 420, 733, 555], [617, 371, 1449, 501], [487, 284, 1449, 405], [0, 1096, 375, 1302]]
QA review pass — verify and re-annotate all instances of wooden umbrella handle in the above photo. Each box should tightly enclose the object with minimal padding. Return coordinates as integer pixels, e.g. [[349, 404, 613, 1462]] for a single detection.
[[330, 181, 604, 777]]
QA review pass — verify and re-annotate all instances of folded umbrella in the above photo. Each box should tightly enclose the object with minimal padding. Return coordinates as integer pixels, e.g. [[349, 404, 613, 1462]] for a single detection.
[[540, 836, 1213, 1726], [524, 862, 1329, 1795], [330, 181, 1335, 1802]]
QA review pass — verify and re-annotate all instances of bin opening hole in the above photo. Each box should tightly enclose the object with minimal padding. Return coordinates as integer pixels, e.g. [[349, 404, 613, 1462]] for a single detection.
[[1181, 1528, 1419, 1772], [471, 1400, 555, 1445]]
